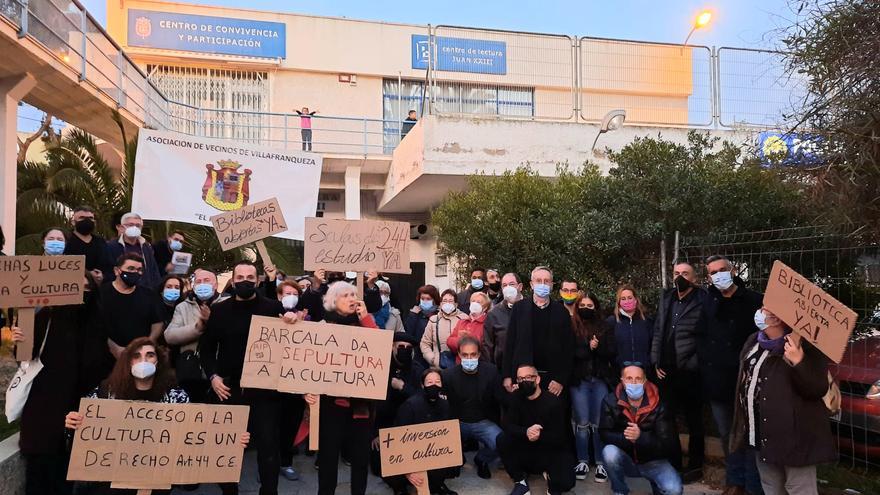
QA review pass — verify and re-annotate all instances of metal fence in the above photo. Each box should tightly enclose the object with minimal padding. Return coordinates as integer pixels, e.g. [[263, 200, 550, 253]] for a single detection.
[[676, 227, 880, 471]]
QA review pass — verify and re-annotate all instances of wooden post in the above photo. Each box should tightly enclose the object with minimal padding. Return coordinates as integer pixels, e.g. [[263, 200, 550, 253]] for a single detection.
[[136, 490, 151, 495], [412, 471, 430, 495], [308, 398, 320, 451], [14, 308, 35, 362], [356, 273, 364, 301], [255, 240, 273, 271]]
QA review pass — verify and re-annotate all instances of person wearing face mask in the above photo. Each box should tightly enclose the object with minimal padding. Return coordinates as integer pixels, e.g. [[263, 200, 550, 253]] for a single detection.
[[730, 308, 834, 495], [99, 253, 165, 364], [600, 364, 681, 495], [372, 280, 404, 331], [421, 289, 468, 369], [442, 336, 504, 480], [485, 269, 503, 304], [699, 256, 764, 495], [651, 261, 707, 479], [609, 285, 654, 371], [559, 279, 580, 315], [156, 274, 186, 328], [65, 206, 113, 284], [372, 334, 426, 486], [382, 369, 459, 495], [303, 280, 379, 495], [570, 292, 617, 483], [199, 260, 297, 495], [484, 273, 523, 370], [12, 270, 99, 495], [405, 285, 441, 366], [105, 212, 161, 288], [497, 364, 576, 495], [40, 227, 66, 256], [457, 267, 487, 313], [446, 292, 491, 365], [503, 266, 575, 397], [164, 268, 229, 403], [152, 230, 185, 276]]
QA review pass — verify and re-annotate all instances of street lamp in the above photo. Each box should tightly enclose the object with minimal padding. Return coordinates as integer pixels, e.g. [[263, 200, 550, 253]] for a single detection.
[[684, 10, 713, 46], [591, 109, 626, 151]]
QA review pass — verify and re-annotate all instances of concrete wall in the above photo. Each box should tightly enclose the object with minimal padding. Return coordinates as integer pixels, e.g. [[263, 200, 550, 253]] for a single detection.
[[0, 434, 24, 495]]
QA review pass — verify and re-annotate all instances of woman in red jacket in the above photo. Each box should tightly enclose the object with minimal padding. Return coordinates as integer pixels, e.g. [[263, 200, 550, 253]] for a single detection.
[[446, 292, 491, 362]]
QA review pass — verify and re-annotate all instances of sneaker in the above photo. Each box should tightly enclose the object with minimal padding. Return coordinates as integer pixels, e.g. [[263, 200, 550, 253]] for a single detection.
[[280, 466, 300, 481], [475, 458, 491, 479], [574, 461, 589, 480], [508, 480, 530, 495], [593, 464, 607, 483]]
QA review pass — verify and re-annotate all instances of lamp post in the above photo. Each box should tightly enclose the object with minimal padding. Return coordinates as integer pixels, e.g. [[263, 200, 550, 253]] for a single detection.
[[591, 109, 626, 152], [684, 10, 712, 46]]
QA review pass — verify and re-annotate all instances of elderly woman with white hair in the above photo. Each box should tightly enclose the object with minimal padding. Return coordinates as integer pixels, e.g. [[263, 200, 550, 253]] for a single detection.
[[305, 281, 380, 495], [372, 279, 404, 332]]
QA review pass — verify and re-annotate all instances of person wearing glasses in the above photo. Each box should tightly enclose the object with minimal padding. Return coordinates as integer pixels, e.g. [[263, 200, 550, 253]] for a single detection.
[[484, 272, 523, 369], [559, 279, 580, 316], [599, 363, 682, 495], [497, 364, 576, 495], [503, 266, 574, 397]]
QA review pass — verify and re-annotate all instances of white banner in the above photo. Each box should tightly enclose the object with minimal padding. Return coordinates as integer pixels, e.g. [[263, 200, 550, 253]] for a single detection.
[[131, 129, 322, 240]]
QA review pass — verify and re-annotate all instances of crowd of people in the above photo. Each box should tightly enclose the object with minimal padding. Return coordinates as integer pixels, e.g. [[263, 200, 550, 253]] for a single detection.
[[1, 208, 836, 495]]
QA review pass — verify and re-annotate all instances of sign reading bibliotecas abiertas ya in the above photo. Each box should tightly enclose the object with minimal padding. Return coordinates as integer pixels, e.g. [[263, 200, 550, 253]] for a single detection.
[[131, 129, 321, 241]]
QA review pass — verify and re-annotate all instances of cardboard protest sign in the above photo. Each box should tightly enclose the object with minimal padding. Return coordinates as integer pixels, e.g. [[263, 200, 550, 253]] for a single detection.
[[304, 218, 412, 274], [240, 316, 393, 400], [764, 260, 858, 363], [210, 197, 287, 251], [68, 399, 248, 487], [0, 255, 85, 307], [170, 252, 193, 275], [379, 420, 463, 477]]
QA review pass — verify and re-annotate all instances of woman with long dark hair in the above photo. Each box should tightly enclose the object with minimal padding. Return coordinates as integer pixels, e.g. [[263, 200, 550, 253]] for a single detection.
[[157, 273, 186, 329], [570, 291, 617, 483]]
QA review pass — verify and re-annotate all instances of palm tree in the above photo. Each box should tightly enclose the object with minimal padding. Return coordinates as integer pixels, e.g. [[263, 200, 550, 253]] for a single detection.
[[16, 112, 305, 275]]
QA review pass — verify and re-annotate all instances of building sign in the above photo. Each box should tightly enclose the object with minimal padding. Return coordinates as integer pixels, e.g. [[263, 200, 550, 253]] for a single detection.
[[758, 131, 821, 166], [411, 35, 506, 75], [127, 9, 286, 59]]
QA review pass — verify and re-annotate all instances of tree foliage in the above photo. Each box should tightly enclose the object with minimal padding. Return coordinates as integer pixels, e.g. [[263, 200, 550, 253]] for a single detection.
[[432, 132, 807, 302], [782, 0, 880, 241]]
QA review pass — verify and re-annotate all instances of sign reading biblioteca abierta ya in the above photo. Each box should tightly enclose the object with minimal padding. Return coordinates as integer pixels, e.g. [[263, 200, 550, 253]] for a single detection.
[[131, 129, 320, 241]]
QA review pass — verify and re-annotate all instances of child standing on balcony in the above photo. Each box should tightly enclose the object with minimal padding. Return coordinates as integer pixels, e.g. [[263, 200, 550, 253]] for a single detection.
[[296, 106, 318, 151]]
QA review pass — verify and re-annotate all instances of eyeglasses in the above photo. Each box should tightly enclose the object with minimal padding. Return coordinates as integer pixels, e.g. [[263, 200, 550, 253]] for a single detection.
[[622, 361, 642, 367], [516, 375, 538, 383]]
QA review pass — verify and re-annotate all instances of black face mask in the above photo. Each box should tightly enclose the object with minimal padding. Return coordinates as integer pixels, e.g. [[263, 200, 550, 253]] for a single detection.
[[74, 218, 96, 235], [578, 308, 596, 320], [489, 282, 501, 292], [395, 347, 413, 367], [517, 380, 537, 398], [119, 271, 141, 287], [674, 275, 692, 292], [233, 281, 257, 299], [424, 385, 442, 402]]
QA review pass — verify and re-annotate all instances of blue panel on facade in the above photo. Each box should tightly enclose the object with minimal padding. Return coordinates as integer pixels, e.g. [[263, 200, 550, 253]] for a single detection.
[[412, 34, 506, 75]]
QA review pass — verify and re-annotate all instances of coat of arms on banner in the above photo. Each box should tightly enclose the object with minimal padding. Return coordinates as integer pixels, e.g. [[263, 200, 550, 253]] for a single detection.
[[134, 16, 152, 39], [202, 160, 252, 211]]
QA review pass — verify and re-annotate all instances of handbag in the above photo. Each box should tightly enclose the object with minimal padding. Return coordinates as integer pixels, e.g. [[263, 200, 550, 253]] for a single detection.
[[175, 349, 206, 383], [436, 316, 456, 369], [5, 317, 50, 422]]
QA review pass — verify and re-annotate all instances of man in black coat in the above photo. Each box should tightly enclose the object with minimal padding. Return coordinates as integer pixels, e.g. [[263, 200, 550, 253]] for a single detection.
[[497, 364, 575, 495], [651, 261, 707, 478], [502, 266, 575, 396], [375, 333, 426, 439], [700, 255, 764, 495], [599, 364, 682, 495]]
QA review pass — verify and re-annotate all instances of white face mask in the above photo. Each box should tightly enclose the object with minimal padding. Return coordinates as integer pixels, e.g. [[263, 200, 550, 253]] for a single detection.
[[441, 302, 456, 314], [711, 271, 734, 291], [131, 361, 156, 379], [380, 294, 391, 306], [124, 226, 141, 238], [281, 294, 299, 311], [502, 285, 518, 301], [469, 301, 484, 316]]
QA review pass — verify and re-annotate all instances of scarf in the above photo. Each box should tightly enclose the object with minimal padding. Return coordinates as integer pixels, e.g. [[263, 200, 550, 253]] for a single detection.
[[757, 328, 790, 354], [373, 303, 391, 329]]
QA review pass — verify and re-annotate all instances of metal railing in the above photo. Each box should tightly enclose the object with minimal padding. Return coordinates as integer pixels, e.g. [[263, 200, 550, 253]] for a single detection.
[[1, 0, 816, 152]]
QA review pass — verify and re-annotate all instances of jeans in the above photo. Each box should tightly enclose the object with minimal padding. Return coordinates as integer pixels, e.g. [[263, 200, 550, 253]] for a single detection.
[[710, 400, 763, 494], [301, 129, 312, 151], [571, 378, 608, 464], [755, 458, 818, 495], [459, 419, 502, 465], [602, 444, 682, 495]]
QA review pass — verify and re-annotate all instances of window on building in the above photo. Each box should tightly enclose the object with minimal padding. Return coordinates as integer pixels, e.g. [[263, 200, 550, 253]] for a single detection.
[[382, 79, 534, 151], [148, 65, 270, 143]]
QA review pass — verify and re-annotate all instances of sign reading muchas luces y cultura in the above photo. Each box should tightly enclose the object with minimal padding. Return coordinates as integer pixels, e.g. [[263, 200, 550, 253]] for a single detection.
[[127, 9, 286, 58], [132, 130, 321, 241]]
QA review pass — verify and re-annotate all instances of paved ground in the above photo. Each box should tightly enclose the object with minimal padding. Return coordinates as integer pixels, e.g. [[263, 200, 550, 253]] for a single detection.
[[175, 451, 722, 494]]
